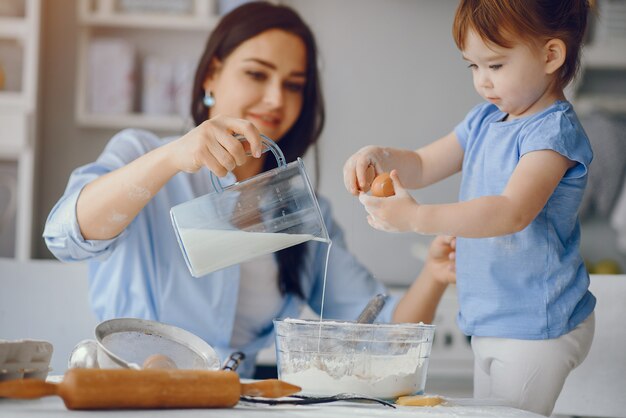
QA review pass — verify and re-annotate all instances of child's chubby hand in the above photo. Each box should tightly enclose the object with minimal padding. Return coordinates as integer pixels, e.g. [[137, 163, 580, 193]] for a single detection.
[[359, 170, 420, 233], [427, 235, 456, 285], [343, 146, 391, 195]]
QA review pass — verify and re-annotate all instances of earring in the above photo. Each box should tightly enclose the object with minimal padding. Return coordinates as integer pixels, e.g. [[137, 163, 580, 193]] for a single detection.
[[203, 90, 216, 108]]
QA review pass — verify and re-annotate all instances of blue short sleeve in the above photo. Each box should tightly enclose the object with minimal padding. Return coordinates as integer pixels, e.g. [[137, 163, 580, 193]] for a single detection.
[[519, 110, 593, 179], [454, 103, 499, 150]]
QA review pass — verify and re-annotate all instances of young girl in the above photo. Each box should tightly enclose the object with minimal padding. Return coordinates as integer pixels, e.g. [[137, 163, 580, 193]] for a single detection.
[[344, 0, 595, 415]]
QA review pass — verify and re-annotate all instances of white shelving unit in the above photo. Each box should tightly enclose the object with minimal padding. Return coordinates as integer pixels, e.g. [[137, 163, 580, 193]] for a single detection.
[[75, 0, 220, 132], [572, 0, 626, 273], [572, 0, 626, 114], [0, 0, 41, 260], [574, 40, 626, 114], [583, 41, 626, 70]]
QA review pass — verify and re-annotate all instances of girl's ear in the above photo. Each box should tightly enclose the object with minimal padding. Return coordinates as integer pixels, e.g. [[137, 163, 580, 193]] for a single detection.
[[202, 58, 223, 91], [544, 38, 566, 75]]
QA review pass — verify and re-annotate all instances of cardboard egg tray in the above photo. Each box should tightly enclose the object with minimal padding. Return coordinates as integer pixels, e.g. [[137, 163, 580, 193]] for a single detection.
[[0, 339, 53, 381]]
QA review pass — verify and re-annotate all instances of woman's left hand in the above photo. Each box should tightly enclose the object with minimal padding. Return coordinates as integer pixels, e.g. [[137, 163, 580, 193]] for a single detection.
[[359, 170, 421, 233], [426, 235, 456, 285]]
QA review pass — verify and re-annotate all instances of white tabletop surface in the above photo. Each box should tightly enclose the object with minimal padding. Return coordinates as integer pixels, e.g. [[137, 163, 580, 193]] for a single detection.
[[0, 396, 543, 417]]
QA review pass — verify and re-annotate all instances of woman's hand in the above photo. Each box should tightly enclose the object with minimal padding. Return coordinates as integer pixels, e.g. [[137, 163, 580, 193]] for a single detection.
[[392, 235, 456, 323], [359, 170, 421, 233], [343, 145, 393, 195], [168, 115, 265, 176], [425, 235, 456, 285]]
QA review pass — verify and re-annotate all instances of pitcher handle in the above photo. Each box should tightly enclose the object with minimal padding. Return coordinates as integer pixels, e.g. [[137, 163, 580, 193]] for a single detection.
[[210, 134, 286, 193]]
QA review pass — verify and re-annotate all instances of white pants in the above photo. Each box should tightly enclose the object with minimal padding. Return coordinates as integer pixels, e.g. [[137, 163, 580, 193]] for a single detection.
[[472, 312, 595, 417]]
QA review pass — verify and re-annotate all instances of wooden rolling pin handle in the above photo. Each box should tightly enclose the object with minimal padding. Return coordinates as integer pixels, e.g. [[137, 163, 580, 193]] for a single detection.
[[240, 378, 301, 398], [59, 368, 241, 409], [0, 379, 58, 399]]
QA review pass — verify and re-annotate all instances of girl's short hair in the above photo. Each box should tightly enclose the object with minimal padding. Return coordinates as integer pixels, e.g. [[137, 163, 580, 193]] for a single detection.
[[452, 0, 594, 89]]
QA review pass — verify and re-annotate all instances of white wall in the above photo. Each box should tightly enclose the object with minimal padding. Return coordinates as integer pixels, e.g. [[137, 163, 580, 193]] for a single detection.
[[287, 0, 478, 284]]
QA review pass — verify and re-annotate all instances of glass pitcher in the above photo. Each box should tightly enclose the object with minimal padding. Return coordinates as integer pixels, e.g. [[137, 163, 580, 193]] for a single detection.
[[170, 135, 329, 277]]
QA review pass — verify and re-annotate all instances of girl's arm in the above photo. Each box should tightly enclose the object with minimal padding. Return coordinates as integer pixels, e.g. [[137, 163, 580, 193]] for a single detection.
[[412, 131, 464, 188], [364, 149, 574, 237], [414, 150, 574, 237], [343, 131, 463, 194]]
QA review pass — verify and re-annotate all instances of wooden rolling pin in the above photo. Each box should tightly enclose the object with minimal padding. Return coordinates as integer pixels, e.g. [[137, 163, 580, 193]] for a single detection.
[[0, 368, 300, 410]]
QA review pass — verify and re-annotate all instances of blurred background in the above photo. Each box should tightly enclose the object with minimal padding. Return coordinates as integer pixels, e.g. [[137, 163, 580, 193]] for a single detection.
[[1, 0, 624, 280]]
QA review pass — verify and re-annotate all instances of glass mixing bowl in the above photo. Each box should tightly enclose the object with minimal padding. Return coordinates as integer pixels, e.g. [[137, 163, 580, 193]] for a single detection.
[[274, 318, 435, 399]]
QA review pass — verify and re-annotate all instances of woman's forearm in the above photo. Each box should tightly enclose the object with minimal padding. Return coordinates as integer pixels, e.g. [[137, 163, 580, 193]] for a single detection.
[[76, 144, 178, 240], [393, 265, 448, 324]]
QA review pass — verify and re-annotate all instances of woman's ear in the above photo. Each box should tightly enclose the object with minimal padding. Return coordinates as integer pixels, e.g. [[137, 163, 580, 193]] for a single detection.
[[202, 58, 223, 91], [544, 38, 566, 75]]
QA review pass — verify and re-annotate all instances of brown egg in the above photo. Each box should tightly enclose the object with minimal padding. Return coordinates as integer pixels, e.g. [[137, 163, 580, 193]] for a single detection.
[[142, 354, 177, 370], [370, 172, 395, 197]]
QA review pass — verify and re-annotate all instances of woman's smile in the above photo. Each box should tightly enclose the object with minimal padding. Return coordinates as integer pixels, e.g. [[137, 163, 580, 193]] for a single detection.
[[247, 111, 282, 129]]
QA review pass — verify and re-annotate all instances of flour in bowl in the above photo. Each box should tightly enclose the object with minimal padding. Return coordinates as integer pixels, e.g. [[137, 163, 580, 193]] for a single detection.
[[280, 349, 428, 399]]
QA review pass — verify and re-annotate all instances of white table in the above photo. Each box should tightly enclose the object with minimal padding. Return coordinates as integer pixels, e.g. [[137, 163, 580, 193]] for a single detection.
[[0, 397, 543, 417]]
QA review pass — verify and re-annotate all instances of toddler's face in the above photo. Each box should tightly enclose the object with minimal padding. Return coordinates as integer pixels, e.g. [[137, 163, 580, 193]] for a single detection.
[[462, 29, 557, 119]]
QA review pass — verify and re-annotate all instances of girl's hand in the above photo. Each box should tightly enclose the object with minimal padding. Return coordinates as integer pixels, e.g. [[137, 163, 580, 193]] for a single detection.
[[358, 170, 421, 232], [168, 115, 265, 176], [425, 235, 456, 285], [343, 145, 392, 195]]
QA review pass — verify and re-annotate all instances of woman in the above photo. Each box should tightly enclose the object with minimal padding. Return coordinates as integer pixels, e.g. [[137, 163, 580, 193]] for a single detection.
[[44, 2, 455, 377]]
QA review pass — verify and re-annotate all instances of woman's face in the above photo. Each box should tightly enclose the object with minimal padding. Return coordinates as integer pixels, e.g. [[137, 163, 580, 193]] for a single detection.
[[204, 29, 307, 141]]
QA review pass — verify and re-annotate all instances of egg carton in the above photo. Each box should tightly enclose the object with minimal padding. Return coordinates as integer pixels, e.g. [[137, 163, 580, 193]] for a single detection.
[[0, 339, 53, 381]]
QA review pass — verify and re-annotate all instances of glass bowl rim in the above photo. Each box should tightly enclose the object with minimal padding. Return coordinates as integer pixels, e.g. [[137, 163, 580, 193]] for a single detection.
[[273, 317, 436, 332]]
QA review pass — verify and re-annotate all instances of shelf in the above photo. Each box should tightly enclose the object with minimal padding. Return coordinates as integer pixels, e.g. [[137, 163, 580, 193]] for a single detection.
[[0, 92, 25, 108], [582, 42, 626, 69], [74, 1, 217, 134], [77, 0, 219, 31], [0, 111, 28, 159], [0, 0, 39, 262], [78, 13, 219, 31], [76, 112, 189, 131], [0, 146, 21, 159], [577, 38, 626, 115], [0, 17, 27, 38], [574, 95, 626, 114]]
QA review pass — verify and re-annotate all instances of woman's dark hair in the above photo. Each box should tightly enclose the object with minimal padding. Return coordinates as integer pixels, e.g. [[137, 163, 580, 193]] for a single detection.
[[191, 1, 325, 299]]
